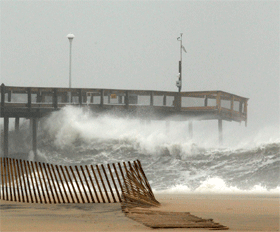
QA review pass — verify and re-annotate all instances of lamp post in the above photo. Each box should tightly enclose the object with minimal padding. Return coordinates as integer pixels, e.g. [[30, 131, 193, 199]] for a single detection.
[[176, 33, 187, 92], [67, 33, 75, 88], [177, 33, 183, 92]]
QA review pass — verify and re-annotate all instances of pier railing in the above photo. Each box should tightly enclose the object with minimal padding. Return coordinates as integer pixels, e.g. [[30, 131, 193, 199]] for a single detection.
[[0, 84, 248, 122]]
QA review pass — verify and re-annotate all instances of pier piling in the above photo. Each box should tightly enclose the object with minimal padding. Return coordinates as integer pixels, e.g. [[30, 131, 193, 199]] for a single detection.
[[3, 117, 9, 157], [15, 117, 19, 132], [166, 121, 170, 134], [188, 121, 193, 139], [32, 118, 37, 157], [218, 119, 223, 145]]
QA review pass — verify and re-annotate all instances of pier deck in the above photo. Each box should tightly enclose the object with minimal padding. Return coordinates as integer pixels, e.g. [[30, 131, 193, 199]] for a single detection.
[[0, 84, 248, 123], [0, 84, 248, 156]]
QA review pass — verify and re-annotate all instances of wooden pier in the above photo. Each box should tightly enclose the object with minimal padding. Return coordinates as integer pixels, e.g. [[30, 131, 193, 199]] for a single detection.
[[0, 83, 248, 157]]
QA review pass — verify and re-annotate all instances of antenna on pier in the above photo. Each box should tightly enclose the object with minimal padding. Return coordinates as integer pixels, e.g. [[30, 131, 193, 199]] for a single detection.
[[176, 33, 187, 92]]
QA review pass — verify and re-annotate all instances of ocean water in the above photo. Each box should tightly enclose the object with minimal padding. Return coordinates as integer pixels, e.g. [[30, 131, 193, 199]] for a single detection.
[[2, 106, 280, 195]]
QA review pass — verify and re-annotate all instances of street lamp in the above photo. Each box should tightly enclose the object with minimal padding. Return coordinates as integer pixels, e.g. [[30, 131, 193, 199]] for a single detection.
[[67, 33, 75, 88], [176, 33, 186, 92]]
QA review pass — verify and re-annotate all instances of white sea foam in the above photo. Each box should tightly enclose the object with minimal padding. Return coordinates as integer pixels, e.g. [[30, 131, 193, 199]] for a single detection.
[[42, 106, 190, 153], [154, 177, 280, 195], [28, 150, 49, 163], [1, 105, 279, 159], [41, 106, 280, 157], [3, 106, 278, 195]]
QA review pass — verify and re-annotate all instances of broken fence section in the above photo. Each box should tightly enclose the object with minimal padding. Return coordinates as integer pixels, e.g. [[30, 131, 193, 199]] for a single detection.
[[120, 166, 228, 230], [121, 162, 160, 208], [0, 157, 157, 205]]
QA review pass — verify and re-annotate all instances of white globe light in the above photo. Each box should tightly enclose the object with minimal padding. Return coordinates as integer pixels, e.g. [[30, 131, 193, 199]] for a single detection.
[[67, 33, 75, 40]]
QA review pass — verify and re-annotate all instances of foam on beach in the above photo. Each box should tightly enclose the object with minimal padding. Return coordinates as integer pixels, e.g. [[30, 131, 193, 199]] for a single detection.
[[154, 177, 280, 195]]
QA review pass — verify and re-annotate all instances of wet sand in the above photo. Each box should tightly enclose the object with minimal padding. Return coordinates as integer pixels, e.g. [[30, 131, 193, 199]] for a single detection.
[[0, 194, 279, 231]]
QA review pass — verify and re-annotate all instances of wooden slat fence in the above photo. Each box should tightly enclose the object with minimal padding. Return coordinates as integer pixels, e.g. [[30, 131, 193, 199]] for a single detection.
[[121, 161, 160, 208], [0, 157, 156, 204]]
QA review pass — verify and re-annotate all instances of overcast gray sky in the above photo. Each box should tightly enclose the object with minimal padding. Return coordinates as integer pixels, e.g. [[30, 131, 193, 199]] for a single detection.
[[0, 1, 279, 132]]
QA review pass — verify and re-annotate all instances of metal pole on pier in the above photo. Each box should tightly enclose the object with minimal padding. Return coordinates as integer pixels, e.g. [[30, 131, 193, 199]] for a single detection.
[[176, 33, 186, 92], [67, 33, 75, 88], [179, 33, 182, 92]]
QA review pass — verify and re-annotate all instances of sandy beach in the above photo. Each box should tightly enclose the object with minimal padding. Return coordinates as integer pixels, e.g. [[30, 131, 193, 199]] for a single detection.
[[0, 193, 279, 232]]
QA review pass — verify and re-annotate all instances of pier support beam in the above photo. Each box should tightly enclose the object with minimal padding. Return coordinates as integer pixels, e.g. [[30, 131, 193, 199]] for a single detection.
[[15, 117, 20, 132], [32, 118, 37, 157], [218, 119, 223, 145], [118, 96, 122, 104], [166, 121, 170, 134], [3, 117, 9, 157], [188, 121, 193, 139], [68, 92, 72, 103]]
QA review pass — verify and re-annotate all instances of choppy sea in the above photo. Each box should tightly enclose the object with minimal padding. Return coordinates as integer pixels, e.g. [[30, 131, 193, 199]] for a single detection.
[[3, 106, 280, 195]]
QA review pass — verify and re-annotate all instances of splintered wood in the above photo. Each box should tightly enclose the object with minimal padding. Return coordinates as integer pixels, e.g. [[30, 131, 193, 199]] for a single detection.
[[121, 163, 229, 230], [121, 160, 160, 209], [123, 208, 229, 230]]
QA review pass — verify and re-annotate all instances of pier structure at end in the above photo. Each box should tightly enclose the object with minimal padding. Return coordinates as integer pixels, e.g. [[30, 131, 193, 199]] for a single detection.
[[0, 83, 248, 157]]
